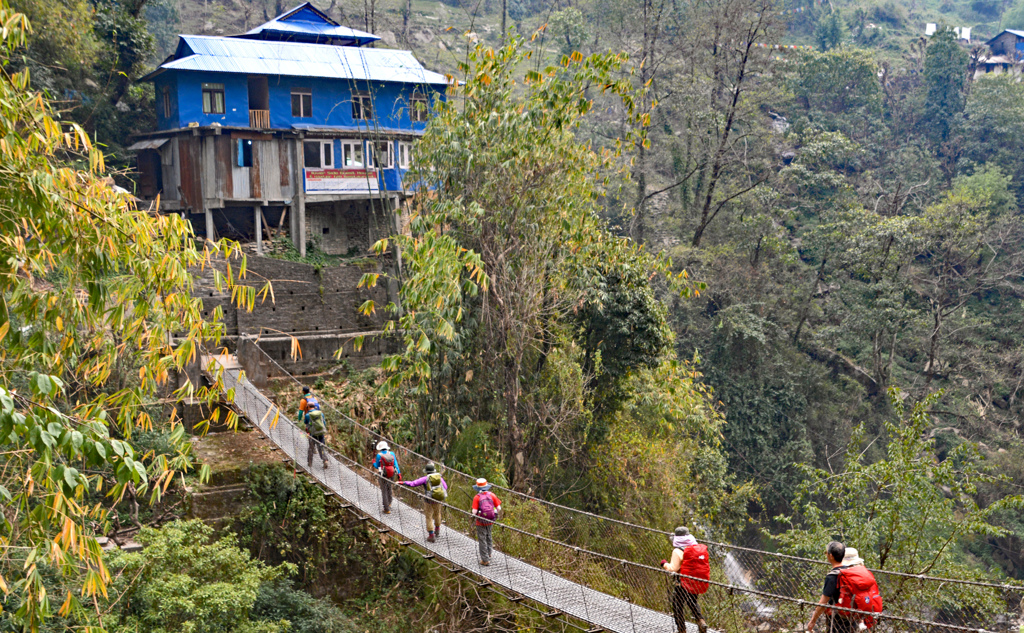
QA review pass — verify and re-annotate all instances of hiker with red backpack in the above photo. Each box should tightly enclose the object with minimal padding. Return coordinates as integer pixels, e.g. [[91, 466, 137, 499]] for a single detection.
[[400, 462, 448, 543], [372, 441, 401, 514], [471, 478, 501, 566], [807, 542, 883, 633], [661, 526, 709, 633]]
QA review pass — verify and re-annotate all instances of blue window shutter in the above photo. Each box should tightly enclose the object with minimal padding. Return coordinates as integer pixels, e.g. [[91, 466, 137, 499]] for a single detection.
[[237, 139, 244, 167]]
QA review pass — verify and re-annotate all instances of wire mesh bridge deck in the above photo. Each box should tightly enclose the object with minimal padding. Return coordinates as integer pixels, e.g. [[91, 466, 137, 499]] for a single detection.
[[205, 348, 1023, 633]]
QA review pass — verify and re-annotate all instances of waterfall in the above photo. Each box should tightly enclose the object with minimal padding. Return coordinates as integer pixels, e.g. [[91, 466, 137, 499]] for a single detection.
[[722, 552, 777, 618]]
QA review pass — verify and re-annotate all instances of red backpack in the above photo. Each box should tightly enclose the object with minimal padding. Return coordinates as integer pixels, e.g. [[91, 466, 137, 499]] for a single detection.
[[837, 566, 884, 628], [677, 543, 711, 594], [379, 453, 396, 479]]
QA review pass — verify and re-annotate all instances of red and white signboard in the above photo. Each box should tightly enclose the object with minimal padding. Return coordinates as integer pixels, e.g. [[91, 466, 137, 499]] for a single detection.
[[304, 168, 379, 194]]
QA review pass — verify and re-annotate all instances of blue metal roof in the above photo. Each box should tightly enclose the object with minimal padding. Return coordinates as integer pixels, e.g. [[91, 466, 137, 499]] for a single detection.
[[240, 3, 380, 46], [153, 35, 450, 86], [985, 29, 1024, 45]]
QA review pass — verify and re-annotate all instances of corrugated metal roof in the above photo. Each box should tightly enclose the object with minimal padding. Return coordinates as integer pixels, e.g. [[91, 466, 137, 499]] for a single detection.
[[241, 3, 380, 45], [162, 36, 449, 85], [127, 138, 170, 150], [985, 29, 1024, 44]]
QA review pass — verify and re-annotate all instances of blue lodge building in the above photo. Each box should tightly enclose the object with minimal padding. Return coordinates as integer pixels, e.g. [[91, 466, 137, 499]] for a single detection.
[[131, 3, 448, 256]]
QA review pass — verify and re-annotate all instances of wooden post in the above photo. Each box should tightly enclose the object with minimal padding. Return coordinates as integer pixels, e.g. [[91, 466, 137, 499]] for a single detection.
[[254, 205, 263, 255], [293, 137, 306, 257]]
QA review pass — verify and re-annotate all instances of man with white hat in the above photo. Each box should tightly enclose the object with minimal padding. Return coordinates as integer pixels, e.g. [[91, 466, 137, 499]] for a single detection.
[[372, 441, 401, 514], [471, 478, 502, 566]]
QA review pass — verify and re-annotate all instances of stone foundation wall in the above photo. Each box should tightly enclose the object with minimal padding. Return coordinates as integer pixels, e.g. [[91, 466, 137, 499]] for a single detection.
[[193, 255, 390, 338], [304, 200, 386, 256]]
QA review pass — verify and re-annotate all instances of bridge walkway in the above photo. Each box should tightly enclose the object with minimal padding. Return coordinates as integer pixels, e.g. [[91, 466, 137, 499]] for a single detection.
[[207, 353, 681, 633]]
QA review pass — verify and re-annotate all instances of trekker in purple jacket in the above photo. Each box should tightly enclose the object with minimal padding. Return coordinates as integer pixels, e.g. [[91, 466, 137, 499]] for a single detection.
[[400, 463, 448, 542]]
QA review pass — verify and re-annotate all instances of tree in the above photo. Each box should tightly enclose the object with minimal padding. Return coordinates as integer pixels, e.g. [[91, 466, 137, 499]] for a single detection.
[[103, 521, 289, 632], [909, 167, 1024, 383], [664, 0, 781, 247], [814, 9, 845, 51], [961, 73, 1024, 200], [0, 4, 257, 628], [549, 7, 588, 55], [776, 387, 1023, 603], [359, 38, 707, 493], [922, 29, 970, 144]]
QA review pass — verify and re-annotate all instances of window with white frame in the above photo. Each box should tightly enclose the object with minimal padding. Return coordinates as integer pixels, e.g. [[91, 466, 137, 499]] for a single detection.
[[352, 91, 373, 120], [397, 142, 413, 169], [367, 141, 393, 169], [341, 140, 364, 168], [303, 140, 333, 169], [291, 88, 312, 118], [409, 91, 429, 122]]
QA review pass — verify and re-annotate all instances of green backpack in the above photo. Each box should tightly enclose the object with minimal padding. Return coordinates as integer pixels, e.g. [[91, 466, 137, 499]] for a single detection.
[[427, 473, 447, 501], [306, 409, 326, 435]]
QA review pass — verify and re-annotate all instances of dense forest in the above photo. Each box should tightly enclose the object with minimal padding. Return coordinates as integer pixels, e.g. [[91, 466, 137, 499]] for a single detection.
[[3, 0, 1024, 627]]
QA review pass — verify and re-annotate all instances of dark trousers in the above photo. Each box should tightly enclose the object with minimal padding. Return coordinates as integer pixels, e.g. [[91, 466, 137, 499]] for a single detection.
[[307, 432, 326, 466], [379, 476, 393, 511], [672, 585, 703, 632]]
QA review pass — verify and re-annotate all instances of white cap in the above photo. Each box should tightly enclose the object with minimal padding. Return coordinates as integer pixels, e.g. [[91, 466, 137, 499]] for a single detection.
[[376, 440, 389, 451]]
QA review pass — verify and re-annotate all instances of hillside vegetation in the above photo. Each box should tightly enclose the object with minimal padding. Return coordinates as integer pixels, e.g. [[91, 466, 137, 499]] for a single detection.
[[3, 0, 1024, 628]]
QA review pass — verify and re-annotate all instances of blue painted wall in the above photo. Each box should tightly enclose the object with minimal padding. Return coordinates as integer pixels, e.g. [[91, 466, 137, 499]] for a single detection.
[[265, 76, 441, 130], [176, 71, 250, 127], [154, 74, 180, 129], [157, 69, 442, 132]]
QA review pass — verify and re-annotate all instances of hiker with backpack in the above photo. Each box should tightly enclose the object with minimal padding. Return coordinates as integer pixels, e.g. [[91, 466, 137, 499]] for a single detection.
[[661, 527, 709, 633], [400, 462, 448, 542], [298, 386, 320, 418], [303, 408, 329, 470], [807, 542, 883, 633], [372, 441, 401, 514], [471, 478, 501, 566], [297, 386, 328, 470]]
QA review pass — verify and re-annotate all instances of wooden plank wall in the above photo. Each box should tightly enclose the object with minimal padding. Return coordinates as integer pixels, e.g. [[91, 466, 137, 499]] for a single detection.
[[214, 136, 234, 199], [258, 140, 280, 200], [178, 137, 203, 211], [160, 139, 180, 201]]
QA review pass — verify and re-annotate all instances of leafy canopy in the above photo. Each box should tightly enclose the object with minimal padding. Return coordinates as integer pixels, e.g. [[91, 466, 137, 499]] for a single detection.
[[0, 3, 259, 628]]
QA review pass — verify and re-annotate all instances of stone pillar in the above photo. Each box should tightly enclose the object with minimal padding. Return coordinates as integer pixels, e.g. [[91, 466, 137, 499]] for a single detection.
[[205, 208, 216, 242]]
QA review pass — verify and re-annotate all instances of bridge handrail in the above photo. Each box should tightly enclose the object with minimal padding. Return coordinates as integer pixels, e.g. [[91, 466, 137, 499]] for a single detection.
[[240, 336, 1024, 594]]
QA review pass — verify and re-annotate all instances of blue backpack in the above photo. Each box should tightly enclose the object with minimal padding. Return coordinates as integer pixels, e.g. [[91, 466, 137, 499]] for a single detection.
[[304, 394, 321, 411]]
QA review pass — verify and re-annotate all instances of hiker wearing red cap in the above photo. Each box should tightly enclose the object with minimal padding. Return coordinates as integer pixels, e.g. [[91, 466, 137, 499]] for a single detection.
[[471, 478, 501, 566]]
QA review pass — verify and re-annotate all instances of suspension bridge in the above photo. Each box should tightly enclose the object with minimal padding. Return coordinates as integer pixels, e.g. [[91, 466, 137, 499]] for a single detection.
[[202, 342, 1022, 633]]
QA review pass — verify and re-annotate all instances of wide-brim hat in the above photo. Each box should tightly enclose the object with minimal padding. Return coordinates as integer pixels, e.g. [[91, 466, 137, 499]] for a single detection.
[[842, 547, 865, 566], [472, 477, 492, 492], [424, 463, 437, 473]]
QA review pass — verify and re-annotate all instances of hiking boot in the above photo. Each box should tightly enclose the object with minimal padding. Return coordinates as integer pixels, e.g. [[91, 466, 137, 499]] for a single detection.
[[698, 620, 707, 633], [383, 509, 391, 514], [322, 460, 329, 469], [435, 525, 441, 536], [427, 533, 436, 543], [480, 560, 490, 566]]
